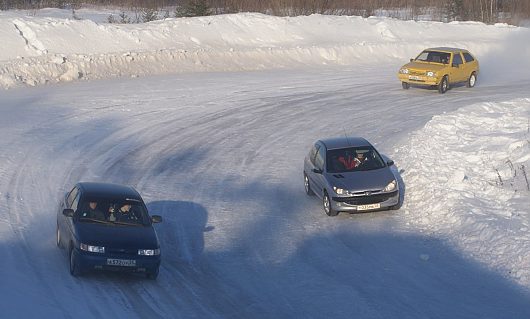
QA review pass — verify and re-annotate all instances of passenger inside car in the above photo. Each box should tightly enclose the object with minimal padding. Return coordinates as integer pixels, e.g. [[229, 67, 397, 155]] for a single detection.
[[80, 201, 106, 220], [338, 151, 358, 170]]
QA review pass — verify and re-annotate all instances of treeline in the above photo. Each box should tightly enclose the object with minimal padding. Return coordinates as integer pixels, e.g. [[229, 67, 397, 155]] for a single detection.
[[1, 0, 529, 25]]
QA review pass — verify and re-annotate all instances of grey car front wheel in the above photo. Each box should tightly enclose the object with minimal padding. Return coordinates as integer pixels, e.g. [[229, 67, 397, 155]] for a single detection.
[[323, 192, 338, 217]]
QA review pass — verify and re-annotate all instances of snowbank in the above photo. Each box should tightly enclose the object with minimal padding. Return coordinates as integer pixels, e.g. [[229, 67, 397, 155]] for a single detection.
[[1, 11, 529, 88], [395, 98, 530, 285]]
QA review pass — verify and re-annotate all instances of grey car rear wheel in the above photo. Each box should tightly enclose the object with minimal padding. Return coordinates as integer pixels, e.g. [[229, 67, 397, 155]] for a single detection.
[[56, 225, 63, 248], [304, 173, 314, 196]]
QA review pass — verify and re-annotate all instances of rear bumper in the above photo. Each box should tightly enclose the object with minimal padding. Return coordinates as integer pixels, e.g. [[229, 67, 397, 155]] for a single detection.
[[74, 249, 160, 274]]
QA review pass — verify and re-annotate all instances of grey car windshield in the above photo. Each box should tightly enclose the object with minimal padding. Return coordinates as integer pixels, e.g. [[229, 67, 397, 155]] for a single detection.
[[327, 147, 385, 173]]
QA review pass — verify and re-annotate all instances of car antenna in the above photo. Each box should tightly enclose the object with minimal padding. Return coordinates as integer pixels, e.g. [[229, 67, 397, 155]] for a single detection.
[[343, 127, 352, 146]]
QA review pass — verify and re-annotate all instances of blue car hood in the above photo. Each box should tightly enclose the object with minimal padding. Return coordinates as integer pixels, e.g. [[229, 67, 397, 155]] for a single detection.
[[74, 222, 159, 249], [326, 167, 395, 192]]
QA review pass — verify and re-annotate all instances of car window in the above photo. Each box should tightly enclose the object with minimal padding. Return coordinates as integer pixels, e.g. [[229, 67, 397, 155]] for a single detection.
[[314, 147, 325, 171], [326, 147, 385, 173], [463, 52, 474, 63], [309, 144, 320, 166], [416, 51, 450, 64], [66, 187, 79, 207], [78, 197, 150, 225], [453, 53, 463, 66], [71, 192, 81, 212]]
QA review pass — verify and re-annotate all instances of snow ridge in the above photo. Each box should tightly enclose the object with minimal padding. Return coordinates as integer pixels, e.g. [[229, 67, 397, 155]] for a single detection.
[[0, 12, 527, 88], [395, 98, 530, 285]]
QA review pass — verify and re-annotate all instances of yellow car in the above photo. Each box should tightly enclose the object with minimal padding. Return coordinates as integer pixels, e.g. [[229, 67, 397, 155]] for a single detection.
[[398, 47, 479, 94]]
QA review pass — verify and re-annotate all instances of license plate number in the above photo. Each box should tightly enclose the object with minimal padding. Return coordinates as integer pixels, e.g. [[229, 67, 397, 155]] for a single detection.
[[408, 75, 421, 80], [357, 203, 381, 211], [107, 258, 136, 267]]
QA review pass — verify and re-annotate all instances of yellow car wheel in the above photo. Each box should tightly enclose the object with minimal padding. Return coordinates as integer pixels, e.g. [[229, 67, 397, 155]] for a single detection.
[[467, 72, 477, 88], [438, 76, 448, 94]]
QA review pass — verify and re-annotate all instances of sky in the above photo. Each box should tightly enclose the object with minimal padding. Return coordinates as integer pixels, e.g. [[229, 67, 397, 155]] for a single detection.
[[0, 8, 529, 318]]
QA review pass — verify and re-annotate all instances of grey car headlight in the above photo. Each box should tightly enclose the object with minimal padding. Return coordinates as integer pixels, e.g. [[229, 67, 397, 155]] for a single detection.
[[333, 186, 346, 195], [80, 243, 105, 253], [138, 249, 160, 256], [384, 180, 397, 192]]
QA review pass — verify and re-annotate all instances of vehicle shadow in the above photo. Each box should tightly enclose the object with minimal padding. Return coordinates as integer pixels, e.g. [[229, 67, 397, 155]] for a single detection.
[[146, 200, 211, 264]]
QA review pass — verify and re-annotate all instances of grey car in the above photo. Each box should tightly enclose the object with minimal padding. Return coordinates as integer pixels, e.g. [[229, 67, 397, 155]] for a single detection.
[[303, 137, 400, 216]]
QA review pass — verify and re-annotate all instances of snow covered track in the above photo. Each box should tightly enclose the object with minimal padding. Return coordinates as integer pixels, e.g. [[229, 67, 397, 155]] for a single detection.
[[1, 12, 530, 88], [1, 66, 530, 317]]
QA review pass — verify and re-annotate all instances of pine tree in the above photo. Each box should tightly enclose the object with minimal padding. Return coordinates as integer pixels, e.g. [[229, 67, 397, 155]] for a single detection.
[[175, 0, 211, 17]]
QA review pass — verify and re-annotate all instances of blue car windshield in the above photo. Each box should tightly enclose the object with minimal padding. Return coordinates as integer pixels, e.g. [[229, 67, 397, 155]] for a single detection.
[[326, 147, 385, 173], [77, 198, 150, 226]]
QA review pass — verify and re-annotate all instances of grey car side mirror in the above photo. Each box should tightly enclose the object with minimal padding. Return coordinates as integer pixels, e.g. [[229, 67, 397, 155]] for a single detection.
[[387, 160, 394, 166], [63, 208, 75, 217], [312, 168, 323, 174]]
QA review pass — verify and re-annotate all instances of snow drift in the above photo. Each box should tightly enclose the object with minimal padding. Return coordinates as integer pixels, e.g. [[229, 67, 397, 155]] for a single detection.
[[0, 11, 529, 88], [395, 98, 530, 285]]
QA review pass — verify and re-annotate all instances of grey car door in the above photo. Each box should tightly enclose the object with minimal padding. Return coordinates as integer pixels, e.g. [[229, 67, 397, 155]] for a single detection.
[[312, 144, 327, 196]]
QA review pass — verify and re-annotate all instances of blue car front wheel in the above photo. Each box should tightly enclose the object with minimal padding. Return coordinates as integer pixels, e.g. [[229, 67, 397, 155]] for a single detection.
[[69, 246, 81, 277]]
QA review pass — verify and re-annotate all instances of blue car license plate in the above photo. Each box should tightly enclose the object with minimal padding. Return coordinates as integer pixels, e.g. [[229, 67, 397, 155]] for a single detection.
[[107, 258, 136, 267]]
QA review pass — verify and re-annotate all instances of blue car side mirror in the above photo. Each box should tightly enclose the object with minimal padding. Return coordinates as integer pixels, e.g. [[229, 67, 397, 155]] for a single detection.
[[151, 215, 163, 223], [63, 208, 75, 217]]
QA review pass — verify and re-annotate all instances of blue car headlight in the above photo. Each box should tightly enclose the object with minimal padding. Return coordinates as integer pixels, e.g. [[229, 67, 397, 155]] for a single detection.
[[80, 243, 105, 253], [138, 249, 160, 256]]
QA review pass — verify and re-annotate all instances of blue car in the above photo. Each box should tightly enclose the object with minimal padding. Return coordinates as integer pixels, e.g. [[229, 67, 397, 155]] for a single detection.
[[56, 182, 162, 279], [304, 137, 400, 216]]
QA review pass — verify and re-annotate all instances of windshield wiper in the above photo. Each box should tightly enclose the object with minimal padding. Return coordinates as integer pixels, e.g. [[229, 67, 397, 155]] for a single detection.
[[79, 217, 112, 224], [111, 221, 142, 226]]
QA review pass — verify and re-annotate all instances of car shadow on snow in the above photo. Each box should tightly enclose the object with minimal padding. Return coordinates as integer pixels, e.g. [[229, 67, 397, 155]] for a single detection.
[[200, 229, 530, 318], [146, 200, 212, 264]]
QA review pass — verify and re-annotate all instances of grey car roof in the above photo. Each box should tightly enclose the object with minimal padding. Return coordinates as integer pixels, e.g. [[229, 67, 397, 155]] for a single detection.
[[77, 182, 142, 201], [425, 47, 468, 53], [318, 136, 372, 150]]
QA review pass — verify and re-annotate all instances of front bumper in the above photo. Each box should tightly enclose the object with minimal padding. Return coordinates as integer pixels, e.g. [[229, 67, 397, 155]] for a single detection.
[[331, 190, 399, 212], [398, 74, 439, 86], [74, 249, 161, 274]]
